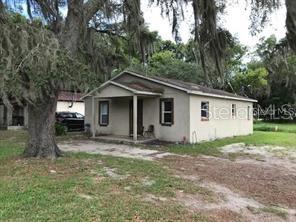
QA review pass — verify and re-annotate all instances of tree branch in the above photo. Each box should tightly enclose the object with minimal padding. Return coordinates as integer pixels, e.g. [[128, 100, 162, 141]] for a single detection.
[[83, 0, 104, 23], [286, 0, 296, 51], [90, 27, 127, 40], [0, 0, 6, 22]]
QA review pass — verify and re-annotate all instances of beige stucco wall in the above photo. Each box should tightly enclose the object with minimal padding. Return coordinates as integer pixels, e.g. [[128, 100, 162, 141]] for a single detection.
[[142, 92, 190, 142], [189, 95, 253, 143], [85, 97, 131, 136], [97, 84, 134, 98], [57, 101, 85, 115], [95, 97, 130, 136]]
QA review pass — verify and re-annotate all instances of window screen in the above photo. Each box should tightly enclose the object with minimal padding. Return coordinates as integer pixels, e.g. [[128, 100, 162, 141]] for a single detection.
[[201, 101, 209, 120], [160, 98, 174, 125], [99, 101, 109, 126]]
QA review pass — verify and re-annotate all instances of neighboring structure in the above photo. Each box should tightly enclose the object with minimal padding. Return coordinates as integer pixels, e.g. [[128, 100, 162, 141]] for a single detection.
[[0, 102, 28, 130], [56, 91, 85, 115], [0, 91, 84, 130], [83, 71, 257, 143]]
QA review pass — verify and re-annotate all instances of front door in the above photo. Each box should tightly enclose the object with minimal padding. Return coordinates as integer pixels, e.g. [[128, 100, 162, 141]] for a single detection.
[[129, 99, 143, 136]]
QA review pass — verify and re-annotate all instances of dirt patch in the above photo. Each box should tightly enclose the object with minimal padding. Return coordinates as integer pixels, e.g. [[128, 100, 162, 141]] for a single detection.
[[59, 140, 174, 160], [175, 177, 296, 221], [141, 177, 155, 187], [78, 193, 93, 200], [163, 155, 296, 209], [221, 143, 296, 173], [102, 167, 129, 180]]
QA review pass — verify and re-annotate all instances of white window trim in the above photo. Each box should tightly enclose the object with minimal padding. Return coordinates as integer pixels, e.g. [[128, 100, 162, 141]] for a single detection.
[[99, 101, 109, 126], [160, 98, 174, 125], [201, 101, 209, 120]]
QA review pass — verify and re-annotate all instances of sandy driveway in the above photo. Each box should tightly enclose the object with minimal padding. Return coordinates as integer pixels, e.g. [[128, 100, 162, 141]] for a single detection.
[[59, 139, 296, 221], [163, 143, 296, 222], [58, 139, 173, 160]]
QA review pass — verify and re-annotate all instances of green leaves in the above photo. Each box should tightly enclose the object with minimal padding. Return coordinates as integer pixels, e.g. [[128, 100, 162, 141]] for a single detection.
[[0, 13, 91, 104]]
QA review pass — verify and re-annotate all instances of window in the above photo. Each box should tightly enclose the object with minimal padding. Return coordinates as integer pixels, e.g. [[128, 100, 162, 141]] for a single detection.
[[247, 106, 251, 120], [232, 104, 236, 118], [160, 98, 174, 125], [99, 101, 109, 126], [201, 101, 209, 120], [76, 113, 84, 119]]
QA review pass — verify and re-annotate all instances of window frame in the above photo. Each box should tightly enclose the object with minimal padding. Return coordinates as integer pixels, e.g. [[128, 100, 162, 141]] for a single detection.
[[201, 101, 210, 121], [159, 98, 174, 126], [99, 101, 109, 126], [232, 104, 236, 118], [247, 106, 251, 120]]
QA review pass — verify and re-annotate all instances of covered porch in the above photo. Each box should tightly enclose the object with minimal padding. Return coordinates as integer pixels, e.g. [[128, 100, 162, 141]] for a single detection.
[[89, 81, 162, 142]]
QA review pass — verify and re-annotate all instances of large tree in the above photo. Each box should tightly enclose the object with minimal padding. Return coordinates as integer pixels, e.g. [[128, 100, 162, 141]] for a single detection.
[[1, 0, 293, 159], [256, 36, 296, 107], [151, 0, 295, 86], [0, 0, 143, 159]]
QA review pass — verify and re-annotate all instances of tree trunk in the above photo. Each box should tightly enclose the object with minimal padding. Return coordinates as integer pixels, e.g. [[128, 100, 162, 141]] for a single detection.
[[23, 95, 62, 159], [286, 0, 296, 51]]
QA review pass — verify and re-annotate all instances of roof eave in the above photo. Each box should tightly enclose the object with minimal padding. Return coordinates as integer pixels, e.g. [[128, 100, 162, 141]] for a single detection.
[[84, 80, 162, 98], [188, 91, 257, 103]]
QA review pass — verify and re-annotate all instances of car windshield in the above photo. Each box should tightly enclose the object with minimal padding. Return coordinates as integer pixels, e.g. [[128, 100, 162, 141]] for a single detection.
[[59, 113, 75, 118], [76, 113, 84, 118]]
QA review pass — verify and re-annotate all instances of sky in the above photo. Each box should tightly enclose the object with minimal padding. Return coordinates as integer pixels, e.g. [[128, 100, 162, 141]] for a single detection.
[[18, 0, 286, 51], [142, 0, 287, 50]]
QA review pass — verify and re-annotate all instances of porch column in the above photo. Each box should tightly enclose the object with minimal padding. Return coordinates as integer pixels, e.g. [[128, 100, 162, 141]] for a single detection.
[[133, 95, 137, 141], [91, 96, 96, 138]]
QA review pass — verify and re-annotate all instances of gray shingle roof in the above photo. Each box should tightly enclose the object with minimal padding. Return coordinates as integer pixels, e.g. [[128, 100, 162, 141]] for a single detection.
[[118, 82, 163, 93], [149, 75, 250, 100]]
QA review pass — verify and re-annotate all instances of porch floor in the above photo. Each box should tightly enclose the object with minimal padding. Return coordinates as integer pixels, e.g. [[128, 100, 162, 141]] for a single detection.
[[93, 135, 156, 144]]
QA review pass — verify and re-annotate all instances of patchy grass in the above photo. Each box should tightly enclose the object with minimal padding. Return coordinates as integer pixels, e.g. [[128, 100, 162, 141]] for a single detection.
[[254, 121, 296, 133], [260, 206, 288, 219], [149, 131, 296, 156], [0, 130, 211, 221]]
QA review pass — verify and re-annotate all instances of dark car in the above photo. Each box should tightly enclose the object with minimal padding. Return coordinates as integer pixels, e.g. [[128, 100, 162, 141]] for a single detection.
[[56, 112, 84, 131]]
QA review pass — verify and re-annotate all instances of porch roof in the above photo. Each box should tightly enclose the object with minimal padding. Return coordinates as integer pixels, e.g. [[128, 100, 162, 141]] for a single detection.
[[93, 81, 162, 98]]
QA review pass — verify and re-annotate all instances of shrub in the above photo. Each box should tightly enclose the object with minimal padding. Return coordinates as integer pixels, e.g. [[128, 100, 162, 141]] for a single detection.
[[55, 123, 66, 136]]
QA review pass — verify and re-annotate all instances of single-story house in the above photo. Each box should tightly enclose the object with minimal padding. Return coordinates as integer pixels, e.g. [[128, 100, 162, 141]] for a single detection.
[[0, 91, 85, 130], [83, 71, 257, 143]]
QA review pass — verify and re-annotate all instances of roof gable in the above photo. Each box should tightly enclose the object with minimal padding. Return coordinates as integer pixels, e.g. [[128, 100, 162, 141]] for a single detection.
[[82, 71, 257, 102]]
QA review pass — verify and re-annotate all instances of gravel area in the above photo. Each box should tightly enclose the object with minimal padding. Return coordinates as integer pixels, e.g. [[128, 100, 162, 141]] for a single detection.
[[58, 140, 174, 160]]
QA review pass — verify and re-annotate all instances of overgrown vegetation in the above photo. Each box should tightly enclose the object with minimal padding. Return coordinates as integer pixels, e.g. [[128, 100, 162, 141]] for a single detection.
[[55, 123, 67, 136]]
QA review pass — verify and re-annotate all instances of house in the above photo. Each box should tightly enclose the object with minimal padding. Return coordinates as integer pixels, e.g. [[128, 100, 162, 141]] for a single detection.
[[56, 91, 85, 115], [83, 71, 257, 143], [0, 91, 85, 130]]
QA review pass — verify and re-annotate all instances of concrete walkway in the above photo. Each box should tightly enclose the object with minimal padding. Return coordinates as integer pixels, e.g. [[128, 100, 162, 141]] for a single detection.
[[58, 140, 173, 161]]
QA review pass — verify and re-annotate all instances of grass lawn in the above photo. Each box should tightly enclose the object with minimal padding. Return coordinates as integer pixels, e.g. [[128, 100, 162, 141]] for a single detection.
[[0, 130, 210, 221], [1, 125, 296, 221], [152, 131, 296, 156], [254, 121, 296, 133]]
